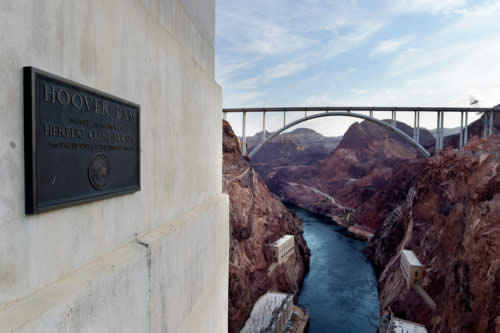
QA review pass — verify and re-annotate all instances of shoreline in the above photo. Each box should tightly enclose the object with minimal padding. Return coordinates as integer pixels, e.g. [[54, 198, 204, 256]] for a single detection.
[[284, 202, 374, 240]]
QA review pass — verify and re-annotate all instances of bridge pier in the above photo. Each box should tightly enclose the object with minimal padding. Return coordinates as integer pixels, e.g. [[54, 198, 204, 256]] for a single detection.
[[460, 111, 464, 149], [435, 111, 445, 151], [464, 111, 469, 145], [391, 111, 396, 127], [262, 112, 266, 141], [489, 111, 494, 136], [413, 112, 417, 142], [417, 111, 420, 144], [436, 112, 440, 151], [440, 111, 444, 150], [412, 111, 421, 144], [482, 111, 494, 138], [242, 111, 247, 156]]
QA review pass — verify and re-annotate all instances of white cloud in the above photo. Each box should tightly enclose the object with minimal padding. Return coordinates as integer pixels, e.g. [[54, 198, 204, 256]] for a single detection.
[[216, 0, 388, 108], [217, 0, 500, 137], [370, 36, 411, 56], [224, 91, 266, 107], [264, 62, 308, 80], [387, 0, 467, 14], [244, 25, 312, 55], [325, 20, 385, 59]]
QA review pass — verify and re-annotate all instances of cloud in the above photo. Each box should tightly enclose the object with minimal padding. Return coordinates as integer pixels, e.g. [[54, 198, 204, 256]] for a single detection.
[[263, 62, 308, 80], [370, 36, 411, 56], [244, 25, 312, 55], [216, 0, 387, 108], [386, 0, 467, 14], [224, 91, 266, 107], [217, 0, 500, 137]]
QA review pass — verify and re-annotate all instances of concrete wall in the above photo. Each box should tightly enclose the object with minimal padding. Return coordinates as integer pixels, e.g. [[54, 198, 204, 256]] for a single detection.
[[0, 0, 227, 332]]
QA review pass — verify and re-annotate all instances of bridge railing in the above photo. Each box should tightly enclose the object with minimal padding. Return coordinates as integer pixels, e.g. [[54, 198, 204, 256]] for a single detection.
[[223, 106, 499, 157]]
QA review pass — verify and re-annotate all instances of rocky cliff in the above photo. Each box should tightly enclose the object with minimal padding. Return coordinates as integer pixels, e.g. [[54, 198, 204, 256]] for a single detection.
[[223, 121, 311, 333], [255, 120, 435, 237], [248, 127, 341, 171], [365, 135, 500, 332]]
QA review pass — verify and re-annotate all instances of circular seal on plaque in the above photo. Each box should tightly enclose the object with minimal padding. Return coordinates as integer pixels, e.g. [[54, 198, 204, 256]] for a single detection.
[[88, 153, 111, 190]]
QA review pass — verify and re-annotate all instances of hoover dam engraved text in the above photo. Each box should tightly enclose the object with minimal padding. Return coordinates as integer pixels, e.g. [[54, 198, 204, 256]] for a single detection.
[[24, 67, 141, 214]]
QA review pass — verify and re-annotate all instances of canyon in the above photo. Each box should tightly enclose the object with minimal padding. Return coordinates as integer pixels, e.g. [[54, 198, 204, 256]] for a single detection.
[[223, 121, 310, 333], [248, 119, 435, 237], [231, 114, 500, 332], [365, 135, 500, 332]]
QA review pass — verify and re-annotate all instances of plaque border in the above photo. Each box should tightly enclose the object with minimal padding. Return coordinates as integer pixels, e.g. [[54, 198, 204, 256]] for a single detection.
[[24, 66, 141, 215]]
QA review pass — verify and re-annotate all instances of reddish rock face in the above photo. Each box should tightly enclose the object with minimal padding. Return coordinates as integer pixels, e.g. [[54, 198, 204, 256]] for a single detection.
[[223, 121, 310, 333], [365, 135, 500, 332], [249, 128, 342, 170], [253, 120, 435, 236]]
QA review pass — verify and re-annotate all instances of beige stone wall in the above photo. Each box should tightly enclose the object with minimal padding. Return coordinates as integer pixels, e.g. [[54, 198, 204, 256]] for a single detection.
[[0, 0, 227, 332]]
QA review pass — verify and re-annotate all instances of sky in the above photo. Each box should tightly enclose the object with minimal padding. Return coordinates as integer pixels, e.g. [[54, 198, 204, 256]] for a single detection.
[[215, 0, 500, 137]]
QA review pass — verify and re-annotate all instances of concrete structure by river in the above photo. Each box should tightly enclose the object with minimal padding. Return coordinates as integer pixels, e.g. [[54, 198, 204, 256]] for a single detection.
[[0, 1, 227, 332]]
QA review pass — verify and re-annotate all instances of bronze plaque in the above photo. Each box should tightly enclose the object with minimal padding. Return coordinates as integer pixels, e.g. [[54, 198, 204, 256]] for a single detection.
[[24, 67, 140, 214]]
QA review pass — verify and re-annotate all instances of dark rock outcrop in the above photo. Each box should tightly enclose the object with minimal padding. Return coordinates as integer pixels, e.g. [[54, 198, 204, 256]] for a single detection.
[[223, 121, 310, 333], [248, 127, 341, 171], [365, 135, 500, 332]]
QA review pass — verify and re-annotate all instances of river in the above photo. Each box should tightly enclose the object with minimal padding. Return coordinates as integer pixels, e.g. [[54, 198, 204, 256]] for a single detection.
[[289, 205, 380, 332]]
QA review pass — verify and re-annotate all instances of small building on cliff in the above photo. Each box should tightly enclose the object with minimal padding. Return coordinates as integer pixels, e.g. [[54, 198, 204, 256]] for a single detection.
[[400, 249, 424, 288], [272, 235, 295, 264]]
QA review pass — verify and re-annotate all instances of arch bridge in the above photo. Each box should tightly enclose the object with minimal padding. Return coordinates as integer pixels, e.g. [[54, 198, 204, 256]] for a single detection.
[[223, 106, 499, 159]]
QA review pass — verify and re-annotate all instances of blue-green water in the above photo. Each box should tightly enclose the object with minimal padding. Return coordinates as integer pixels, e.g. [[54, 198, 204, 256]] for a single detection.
[[290, 205, 380, 333]]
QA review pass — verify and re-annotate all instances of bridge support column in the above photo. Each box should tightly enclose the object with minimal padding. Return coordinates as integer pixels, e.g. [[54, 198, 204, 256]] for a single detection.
[[304, 111, 307, 118], [459, 111, 464, 149], [436, 112, 439, 151], [442, 112, 445, 149], [413, 112, 417, 141], [436, 112, 441, 151], [489, 111, 494, 136], [369, 110, 373, 118], [242, 111, 247, 156], [483, 113, 488, 137], [262, 112, 266, 141], [464, 111, 469, 145], [416, 111, 420, 144], [391, 111, 396, 127], [283, 111, 286, 128]]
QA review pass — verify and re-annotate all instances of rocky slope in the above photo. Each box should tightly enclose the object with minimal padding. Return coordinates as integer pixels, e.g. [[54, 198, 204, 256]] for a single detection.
[[365, 135, 500, 332], [257, 120, 435, 237], [248, 127, 341, 171], [223, 120, 311, 333]]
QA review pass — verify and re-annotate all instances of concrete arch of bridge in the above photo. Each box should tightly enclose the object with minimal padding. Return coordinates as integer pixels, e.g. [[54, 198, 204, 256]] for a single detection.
[[248, 111, 431, 159]]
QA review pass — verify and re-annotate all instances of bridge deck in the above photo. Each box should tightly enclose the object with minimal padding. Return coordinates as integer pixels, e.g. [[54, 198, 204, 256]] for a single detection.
[[224, 106, 498, 113], [223, 106, 499, 157]]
